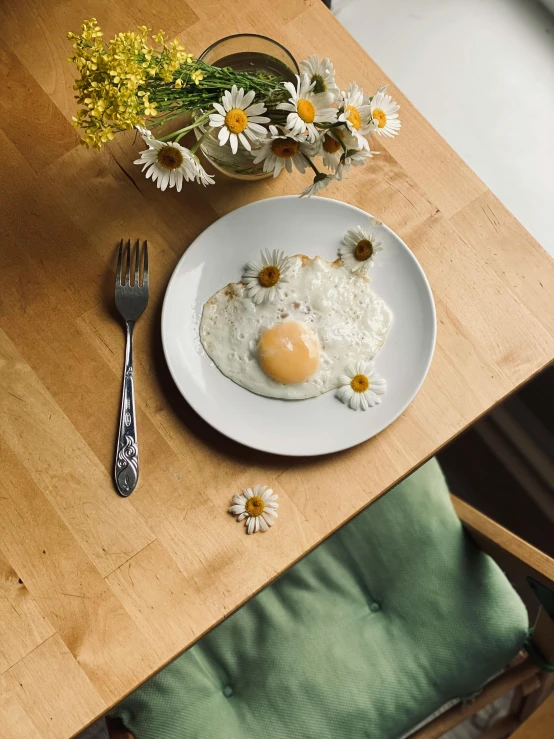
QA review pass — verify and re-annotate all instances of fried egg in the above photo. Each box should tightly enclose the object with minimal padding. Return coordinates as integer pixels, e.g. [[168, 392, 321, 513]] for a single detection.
[[199, 255, 392, 400]]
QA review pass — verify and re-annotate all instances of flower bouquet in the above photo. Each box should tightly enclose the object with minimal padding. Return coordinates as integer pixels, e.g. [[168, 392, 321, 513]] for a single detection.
[[68, 19, 401, 196]]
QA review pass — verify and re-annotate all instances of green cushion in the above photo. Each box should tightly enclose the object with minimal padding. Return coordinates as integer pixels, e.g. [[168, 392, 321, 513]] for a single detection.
[[111, 459, 528, 738]]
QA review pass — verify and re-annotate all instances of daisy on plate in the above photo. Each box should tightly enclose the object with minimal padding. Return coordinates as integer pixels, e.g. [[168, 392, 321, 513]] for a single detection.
[[370, 85, 401, 137], [134, 138, 214, 190], [299, 55, 340, 100], [339, 225, 383, 272], [277, 73, 336, 142], [228, 485, 279, 534], [338, 83, 373, 149], [300, 173, 334, 198], [209, 85, 270, 154], [336, 360, 387, 411], [242, 248, 292, 304], [252, 125, 313, 177]]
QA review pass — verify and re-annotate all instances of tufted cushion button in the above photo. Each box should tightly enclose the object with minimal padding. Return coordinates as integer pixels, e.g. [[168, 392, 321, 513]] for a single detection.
[[369, 602, 381, 612], [222, 685, 234, 698]]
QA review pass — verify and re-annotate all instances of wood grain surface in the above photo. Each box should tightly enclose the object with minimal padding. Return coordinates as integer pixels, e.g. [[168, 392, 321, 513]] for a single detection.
[[512, 692, 554, 739], [452, 496, 554, 584], [0, 1, 553, 736]]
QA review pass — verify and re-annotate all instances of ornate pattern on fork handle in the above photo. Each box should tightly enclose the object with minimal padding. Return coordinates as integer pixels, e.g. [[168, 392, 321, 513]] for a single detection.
[[115, 324, 139, 495]]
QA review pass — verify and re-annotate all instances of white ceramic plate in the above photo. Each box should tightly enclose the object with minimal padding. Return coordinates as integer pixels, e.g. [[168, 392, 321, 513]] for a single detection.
[[162, 196, 436, 456]]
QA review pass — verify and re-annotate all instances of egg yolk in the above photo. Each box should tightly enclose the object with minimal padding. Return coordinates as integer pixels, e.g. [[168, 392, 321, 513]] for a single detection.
[[258, 321, 320, 384]]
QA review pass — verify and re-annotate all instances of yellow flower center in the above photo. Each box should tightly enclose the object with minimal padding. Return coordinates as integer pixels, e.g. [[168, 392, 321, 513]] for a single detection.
[[311, 74, 327, 94], [271, 138, 300, 159], [346, 105, 362, 130], [372, 108, 387, 128], [157, 145, 184, 170], [354, 239, 373, 261], [297, 98, 316, 124], [258, 265, 280, 287], [323, 131, 343, 154], [350, 374, 369, 393], [245, 496, 265, 516], [225, 108, 248, 134]]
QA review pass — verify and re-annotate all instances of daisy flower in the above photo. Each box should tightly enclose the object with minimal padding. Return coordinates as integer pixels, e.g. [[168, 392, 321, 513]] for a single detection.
[[339, 226, 383, 272], [299, 55, 340, 100], [209, 85, 270, 154], [134, 139, 215, 191], [228, 485, 279, 534], [242, 249, 292, 304], [300, 173, 334, 198], [193, 160, 216, 187], [135, 125, 154, 143], [317, 127, 356, 171], [370, 85, 401, 138], [252, 125, 313, 177], [334, 147, 375, 180], [336, 360, 387, 411], [277, 73, 336, 142], [321, 131, 343, 170], [338, 83, 373, 149]]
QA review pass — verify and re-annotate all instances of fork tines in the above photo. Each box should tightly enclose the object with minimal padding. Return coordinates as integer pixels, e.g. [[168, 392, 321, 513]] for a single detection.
[[116, 239, 148, 288]]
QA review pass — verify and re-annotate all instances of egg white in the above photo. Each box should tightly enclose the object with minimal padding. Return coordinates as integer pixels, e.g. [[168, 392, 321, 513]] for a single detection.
[[199, 255, 393, 400]]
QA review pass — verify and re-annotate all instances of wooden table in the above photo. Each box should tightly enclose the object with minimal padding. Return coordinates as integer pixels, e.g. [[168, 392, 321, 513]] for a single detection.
[[0, 1, 553, 737]]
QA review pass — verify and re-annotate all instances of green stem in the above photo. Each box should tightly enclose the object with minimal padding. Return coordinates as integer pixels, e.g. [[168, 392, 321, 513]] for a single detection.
[[70, 42, 292, 145], [303, 155, 320, 176], [146, 62, 288, 111], [158, 111, 212, 141], [335, 132, 349, 154], [190, 128, 211, 153]]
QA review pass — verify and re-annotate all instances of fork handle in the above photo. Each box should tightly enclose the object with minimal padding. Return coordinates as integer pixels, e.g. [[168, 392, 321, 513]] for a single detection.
[[115, 321, 139, 496]]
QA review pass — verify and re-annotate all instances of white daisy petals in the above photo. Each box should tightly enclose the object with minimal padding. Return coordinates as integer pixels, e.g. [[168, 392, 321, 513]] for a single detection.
[[339, 226, 383, 273], [135, 125, 154, 144], [252, 125, 313, 178], [209, 85, 270, 152], [313, 126, 359, 173], [228, 486, 279, 534], [242, 248, 292, 304], [337, 83, 374, 151], [300, 174, 334, 198], [277, 73, 336, 142], [128, 60, 397, 196], [134, 138, 214, 189], [336, 360, 387, 411], [370, 85, 401, 138], [299, 55, 340, 101]]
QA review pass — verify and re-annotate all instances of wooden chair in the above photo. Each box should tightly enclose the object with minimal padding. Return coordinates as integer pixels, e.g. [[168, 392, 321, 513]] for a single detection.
[[107, 495, 554, 739], [407, 497, 554, 738]]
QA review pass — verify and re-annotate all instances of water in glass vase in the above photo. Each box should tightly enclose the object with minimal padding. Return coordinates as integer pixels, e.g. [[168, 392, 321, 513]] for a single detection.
[[196, 43, 298, 180], [212, 51, 297, 83]]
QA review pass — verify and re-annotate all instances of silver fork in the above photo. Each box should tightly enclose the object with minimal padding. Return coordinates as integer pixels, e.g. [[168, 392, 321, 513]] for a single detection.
[[114, 239, 149, 497]]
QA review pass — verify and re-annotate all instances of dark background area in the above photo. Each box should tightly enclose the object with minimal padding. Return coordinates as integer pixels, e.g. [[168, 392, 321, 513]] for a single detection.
[[439, 365, 554, 558]]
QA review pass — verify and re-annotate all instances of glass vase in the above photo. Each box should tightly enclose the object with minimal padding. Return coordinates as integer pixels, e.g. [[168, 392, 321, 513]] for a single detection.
[[196, 34, 299, 180]]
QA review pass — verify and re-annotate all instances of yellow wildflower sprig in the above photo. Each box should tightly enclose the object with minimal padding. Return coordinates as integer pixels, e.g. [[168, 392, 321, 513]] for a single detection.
[[68, 19, 192, 147], [67, 19, 287, 149]]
